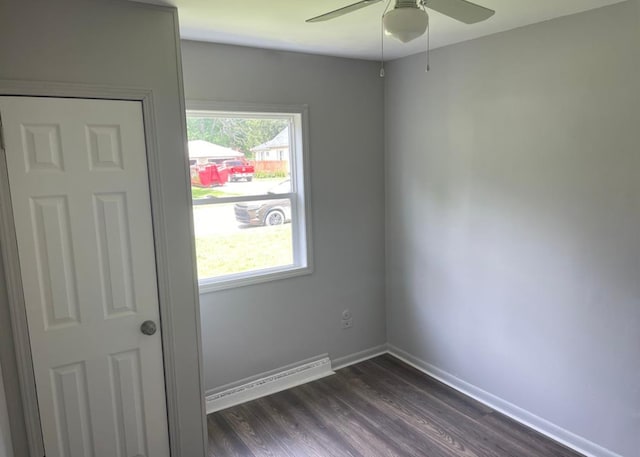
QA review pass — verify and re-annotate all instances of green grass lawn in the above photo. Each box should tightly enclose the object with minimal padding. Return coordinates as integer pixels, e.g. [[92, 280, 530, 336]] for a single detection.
[[195, 225, 293, 279], [191, 187, 239, 199]]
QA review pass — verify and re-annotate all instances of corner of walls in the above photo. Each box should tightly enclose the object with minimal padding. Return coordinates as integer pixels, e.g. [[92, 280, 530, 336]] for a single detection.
[[382, 67, 391, 348]]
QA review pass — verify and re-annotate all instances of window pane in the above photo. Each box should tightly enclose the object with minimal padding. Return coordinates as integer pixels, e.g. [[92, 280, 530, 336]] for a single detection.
[[193, 201, 294, 279], [187, 108, 309, 287], [187, 116, 292, 200]]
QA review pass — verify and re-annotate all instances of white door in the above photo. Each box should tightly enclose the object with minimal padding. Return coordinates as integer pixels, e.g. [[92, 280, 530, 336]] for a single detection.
[[0, 96, 170, 457]]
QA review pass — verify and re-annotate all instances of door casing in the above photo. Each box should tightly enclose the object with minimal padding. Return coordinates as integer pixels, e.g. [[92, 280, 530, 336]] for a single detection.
[[0, 80, 202, 457]]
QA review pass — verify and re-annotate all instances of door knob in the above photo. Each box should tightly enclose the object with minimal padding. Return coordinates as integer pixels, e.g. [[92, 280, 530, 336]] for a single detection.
[[140, 320, 157, 336]]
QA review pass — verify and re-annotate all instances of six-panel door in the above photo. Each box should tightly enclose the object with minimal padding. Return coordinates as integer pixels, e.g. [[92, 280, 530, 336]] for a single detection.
[[0, 96, 170, 457]]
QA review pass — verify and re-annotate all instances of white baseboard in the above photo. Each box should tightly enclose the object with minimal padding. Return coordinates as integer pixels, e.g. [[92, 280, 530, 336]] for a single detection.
[[387, 345, 623, 457], [331, 344, 388, 371], [205, 354, 334, 414]]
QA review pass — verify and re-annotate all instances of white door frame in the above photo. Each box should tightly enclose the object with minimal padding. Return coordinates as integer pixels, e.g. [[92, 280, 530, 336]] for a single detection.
[[0, 80, 191, 457]]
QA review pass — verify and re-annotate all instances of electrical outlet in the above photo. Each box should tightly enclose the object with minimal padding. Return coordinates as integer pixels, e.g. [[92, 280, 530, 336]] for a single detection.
[[342, 309, 352, 320], [342, 318, 353, 329]]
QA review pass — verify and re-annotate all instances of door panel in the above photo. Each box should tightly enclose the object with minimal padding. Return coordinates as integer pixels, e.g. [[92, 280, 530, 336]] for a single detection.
[[31, 195, 80, 329], [51, 362, 94, 457], [0, 96, 170, 457], [109, 349, 147, 457], [94, 192, 137, 318]]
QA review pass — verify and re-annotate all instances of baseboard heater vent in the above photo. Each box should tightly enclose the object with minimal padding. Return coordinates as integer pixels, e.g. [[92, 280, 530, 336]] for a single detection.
[[205, 354, 334, 414]]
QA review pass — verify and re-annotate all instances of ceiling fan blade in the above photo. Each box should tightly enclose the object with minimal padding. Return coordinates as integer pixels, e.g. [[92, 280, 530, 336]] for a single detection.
[[424, 0, 495, 24], [306, 0, 383, 23]]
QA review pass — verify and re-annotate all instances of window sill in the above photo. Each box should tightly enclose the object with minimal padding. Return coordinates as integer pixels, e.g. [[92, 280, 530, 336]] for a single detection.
[[198, 265, 313, 294]]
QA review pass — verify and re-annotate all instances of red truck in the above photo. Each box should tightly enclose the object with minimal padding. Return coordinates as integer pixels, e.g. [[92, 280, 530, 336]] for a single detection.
[[223, 160, 255, 182]]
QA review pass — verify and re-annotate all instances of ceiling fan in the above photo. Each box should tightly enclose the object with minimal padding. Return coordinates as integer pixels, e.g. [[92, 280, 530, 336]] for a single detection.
[[306, 0, 495, 43]]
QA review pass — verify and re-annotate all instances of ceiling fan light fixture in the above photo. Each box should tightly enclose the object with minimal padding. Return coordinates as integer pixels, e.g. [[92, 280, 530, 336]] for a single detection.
[[383, 6, 429, 43]]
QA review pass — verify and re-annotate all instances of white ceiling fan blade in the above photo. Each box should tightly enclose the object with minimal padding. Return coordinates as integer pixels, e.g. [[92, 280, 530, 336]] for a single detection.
[[306, 0, 383, 23], [424, 0, 495, 24]]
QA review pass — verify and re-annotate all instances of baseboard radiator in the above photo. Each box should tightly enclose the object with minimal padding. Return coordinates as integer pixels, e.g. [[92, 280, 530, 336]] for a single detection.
[[205, 354, 334, 414]]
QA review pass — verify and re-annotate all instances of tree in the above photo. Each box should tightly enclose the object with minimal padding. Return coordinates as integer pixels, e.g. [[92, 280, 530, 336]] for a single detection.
[[186, 117, 287, 159]]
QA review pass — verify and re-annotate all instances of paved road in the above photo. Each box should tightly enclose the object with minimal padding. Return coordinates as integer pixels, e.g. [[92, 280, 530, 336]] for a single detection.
[[223, 178, 284, 196], [193, 204, 239, 236], [192, 178, 286, 235]]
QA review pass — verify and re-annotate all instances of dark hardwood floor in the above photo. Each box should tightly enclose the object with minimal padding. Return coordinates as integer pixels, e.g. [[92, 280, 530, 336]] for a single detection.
[[207, 354, 583, 457]]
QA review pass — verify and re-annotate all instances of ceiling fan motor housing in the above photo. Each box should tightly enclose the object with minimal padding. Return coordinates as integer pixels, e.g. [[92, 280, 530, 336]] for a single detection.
[[397, 0, 421, 7], [384, 0, 429, 43]]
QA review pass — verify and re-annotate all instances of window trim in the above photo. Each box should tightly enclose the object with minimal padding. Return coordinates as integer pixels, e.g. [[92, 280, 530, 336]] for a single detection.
[[186, 101, 313, 293]]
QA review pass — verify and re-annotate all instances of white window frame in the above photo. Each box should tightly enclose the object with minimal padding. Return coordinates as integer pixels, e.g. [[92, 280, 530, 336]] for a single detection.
[[187, 101, 313, 293]]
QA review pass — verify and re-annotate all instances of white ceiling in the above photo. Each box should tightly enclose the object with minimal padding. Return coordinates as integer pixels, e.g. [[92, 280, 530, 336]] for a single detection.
[[136, 0, 625, 60]]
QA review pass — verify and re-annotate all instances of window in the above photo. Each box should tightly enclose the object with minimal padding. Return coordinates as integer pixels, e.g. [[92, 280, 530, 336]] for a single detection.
[[186, 103, 312, 292]]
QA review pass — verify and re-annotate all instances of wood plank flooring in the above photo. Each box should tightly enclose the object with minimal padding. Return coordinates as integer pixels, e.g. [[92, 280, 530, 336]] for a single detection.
[[207, 354, 584, 457]]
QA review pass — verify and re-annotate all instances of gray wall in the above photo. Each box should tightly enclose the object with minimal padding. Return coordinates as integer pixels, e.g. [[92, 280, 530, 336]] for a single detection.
[[181, 41, 387, 392], [0, 365, 12, 457], [385, 2, 640, 457], [0, 256, 20, 457], [0, 1, 206, 455]]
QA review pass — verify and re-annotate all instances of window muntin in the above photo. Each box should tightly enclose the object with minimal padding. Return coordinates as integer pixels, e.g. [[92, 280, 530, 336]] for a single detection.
[[187, 106, 311, 292]]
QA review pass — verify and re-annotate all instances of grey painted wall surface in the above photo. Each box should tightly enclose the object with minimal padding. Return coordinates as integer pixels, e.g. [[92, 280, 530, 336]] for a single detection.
[[385, 2, 640, 456], [181, 41, 387, 392], [0, 1, 206, 455], [0, 365, 12, 457], [0, 258, 19, 457]]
